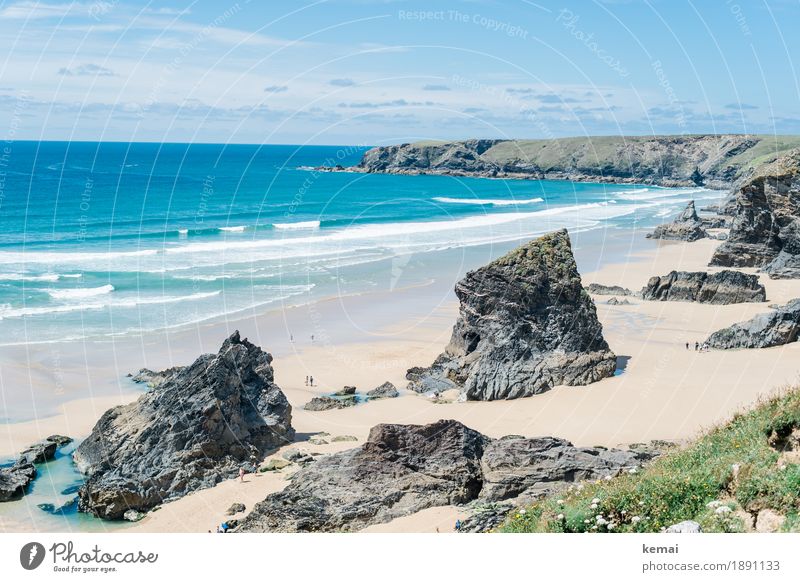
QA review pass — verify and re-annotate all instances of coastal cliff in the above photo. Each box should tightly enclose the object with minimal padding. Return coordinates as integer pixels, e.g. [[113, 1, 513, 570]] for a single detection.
[[710, 149, 800, 278], [334, 135, 800, 189]]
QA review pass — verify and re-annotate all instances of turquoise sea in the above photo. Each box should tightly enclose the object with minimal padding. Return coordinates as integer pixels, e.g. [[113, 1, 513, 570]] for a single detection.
[[0, 141, 724, 346]]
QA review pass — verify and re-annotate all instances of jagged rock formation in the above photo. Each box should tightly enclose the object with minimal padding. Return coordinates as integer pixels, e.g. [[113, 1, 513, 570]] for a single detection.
[[236, 420, 653, 532], [323, 135, 800, 188], [0, 462, 37, 501], [646, 201, 707, 241], [130, 367, 181, 388], [406, 230, 616, 401], [587, 283, 632, 296], [706, 299, 800, 349], [710, 149, 800, 278], [366, 381, 399, 399], [0, 435, 73, 502], [74, 332, 294, 520], [640, 270, 766, 304]]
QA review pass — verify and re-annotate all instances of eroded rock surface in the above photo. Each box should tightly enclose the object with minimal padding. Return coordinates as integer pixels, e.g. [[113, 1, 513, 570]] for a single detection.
[[407, 230, 616, 400], [706, 299, 800, 349], [75, 331, 294, 519], [640, 270, 766, 304], [646, 201, 707, 241]]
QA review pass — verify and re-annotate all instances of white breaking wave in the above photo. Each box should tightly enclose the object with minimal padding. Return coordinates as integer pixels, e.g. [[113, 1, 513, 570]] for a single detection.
[[614, 187, 707, 201], [0, 248, 157, 266], [219, 225, 247, 232], [433, 197, 544, 206], [273, 220, 321, 230], [0, 273, 62, 283], [47, 284, 114, 300], [0, 290, 221, 319]]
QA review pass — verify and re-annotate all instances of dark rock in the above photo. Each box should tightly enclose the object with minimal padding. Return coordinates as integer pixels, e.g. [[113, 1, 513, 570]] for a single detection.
[[407, 230, 616, 401], [303, 396, 355, 411], [227, 502, 246, 515], [130, 367, 180, 388], [123, 509, 145, 522], [333, 386, 357, 396], [478, 436, 649, 502], [706, 299, 800, 349], [607, 297, 620, 305], [640, 270, 766, 304], [236, 420, 654, 532], [458, 502, 514, 533], [0, 462, 37, 502], [586, 283, 632, 296], [710, 149, 800, 278], [366, 381, 399, 399], [46, 435, 73, 447], [646, 201, 707, 241], [74, 331, 294, 520], [701, 216, 730, 229], [19, 440, 58, 464]]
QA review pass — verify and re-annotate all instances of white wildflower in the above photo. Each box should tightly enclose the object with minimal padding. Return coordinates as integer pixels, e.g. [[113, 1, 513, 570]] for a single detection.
[[715, 506, 732, 515], [556, 499, 565, 505], [557, 513, 564, 520], [592, 498, 600, 504], [631, 516, 641, 523], [519, 509, 526, 515], [607, 522, 615, 530], [628, 467, 638, 474], [590, 503, 598, 510], [706, 500, 722, 509]]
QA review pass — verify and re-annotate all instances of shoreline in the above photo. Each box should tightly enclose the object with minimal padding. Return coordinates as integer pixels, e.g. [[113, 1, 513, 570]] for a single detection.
[[5, 225, 800, 532]]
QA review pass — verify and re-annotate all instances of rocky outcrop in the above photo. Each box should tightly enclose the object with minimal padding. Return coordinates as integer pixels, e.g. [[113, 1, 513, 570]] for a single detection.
[[130, 367, 181, 388], [303, 396, 356, 411], [324, 135, 800, 189], [366, 381, 399, 399], [74, 331, 294, 520], [640, 270, 766, 304], [1, 435, 73, 502], [710, 149, 800, 278], [646, 201, 707, 241], [586, 283, 632, 296], [406, 230, 616, 401], [705, 299, 800, 349], [236, 420, 653, 532], [0, 462, 37, 501]]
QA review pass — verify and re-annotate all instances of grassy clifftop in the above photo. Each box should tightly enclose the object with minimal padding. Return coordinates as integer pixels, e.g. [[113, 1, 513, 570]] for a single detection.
[[500, 387, 800, 533], [354, 135, 800, 188]]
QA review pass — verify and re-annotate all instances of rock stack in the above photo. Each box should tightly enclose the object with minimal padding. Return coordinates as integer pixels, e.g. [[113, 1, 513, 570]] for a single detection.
[[74, 332, 294, 519], [710, 149, 800, 278], [706, 299, 800, 349], [646, 201, 707, 241], [406, 229, 616, 401]]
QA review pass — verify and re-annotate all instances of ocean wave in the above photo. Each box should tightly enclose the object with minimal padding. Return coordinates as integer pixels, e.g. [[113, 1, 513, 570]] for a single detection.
[[0, 290, 221, 319], [219, 225, 248, 233], [273, 220, 321, 230], [433, 197, 544, 206], [614, 187, 708, 201], [0, 273, 62, 283], [47, 284, 114, 300], [0, 248, 158, 266]]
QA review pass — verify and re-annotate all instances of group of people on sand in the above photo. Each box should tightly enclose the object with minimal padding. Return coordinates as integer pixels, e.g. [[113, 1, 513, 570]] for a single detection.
[[305, 375, 314, 387], [686, 341, 710, 352]]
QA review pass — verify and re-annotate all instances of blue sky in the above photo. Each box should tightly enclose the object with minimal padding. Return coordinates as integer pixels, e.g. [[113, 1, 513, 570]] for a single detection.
[[0, 0, 798, 144]]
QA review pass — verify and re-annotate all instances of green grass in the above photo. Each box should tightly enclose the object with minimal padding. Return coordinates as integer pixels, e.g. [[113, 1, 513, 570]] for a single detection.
[[499, 387, 800, 533]]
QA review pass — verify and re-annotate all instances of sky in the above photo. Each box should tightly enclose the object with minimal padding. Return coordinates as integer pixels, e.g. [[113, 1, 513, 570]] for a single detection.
[[0, 0, 798, 145]]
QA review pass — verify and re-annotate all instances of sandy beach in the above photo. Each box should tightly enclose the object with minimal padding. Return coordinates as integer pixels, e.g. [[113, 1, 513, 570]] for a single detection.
[[3, 230, 800, 534]]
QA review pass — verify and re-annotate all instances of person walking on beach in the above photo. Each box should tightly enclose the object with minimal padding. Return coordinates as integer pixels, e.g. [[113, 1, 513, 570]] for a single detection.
[[695, 341, 699, 351], [454, 519, 462, 532], [311, 334, 315, 343], [305, 375, 309, 386], [309, 376, 314, 387], [238, 467, 245, 483], [685, 342, 689, 350]]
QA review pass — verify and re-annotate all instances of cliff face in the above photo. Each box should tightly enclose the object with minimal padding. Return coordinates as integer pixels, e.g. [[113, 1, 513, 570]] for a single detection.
[[710, 149, 800, 278], [348, 135, 800, 188], [407, 229, 616, 401], [74, 332, 294, 520]]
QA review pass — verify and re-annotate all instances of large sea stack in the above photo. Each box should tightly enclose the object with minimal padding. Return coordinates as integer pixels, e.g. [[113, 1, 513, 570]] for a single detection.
[[407, 229, 616, 400], [74, 332, 294, 520], [236, 419, 653, 532], [710, 149, 800, 278], [646, 201, 707, 242]]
